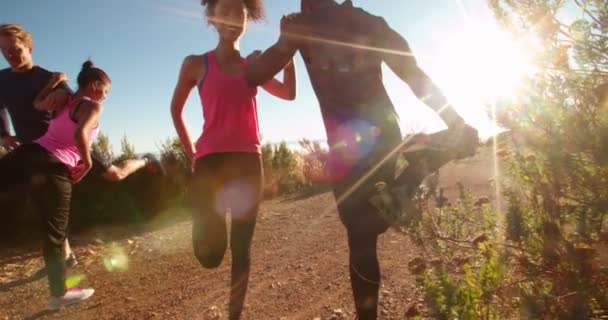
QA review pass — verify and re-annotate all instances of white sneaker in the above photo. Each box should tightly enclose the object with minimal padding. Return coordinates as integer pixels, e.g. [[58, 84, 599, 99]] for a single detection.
[[48, 288, 95, 311]]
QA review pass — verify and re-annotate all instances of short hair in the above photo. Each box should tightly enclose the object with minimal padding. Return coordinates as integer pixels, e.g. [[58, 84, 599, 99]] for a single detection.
[[0, 23, 33, 48]]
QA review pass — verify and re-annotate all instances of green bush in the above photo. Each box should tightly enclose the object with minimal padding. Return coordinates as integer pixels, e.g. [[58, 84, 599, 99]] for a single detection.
[[71, 135, 188, 225], [298, 138, 332, 195], [410, 1, 608, 318], [114, 133, 136, 163], [262, 141, 308, 197]]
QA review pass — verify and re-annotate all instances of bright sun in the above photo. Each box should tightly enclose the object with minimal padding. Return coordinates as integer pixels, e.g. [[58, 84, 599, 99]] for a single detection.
[[435, 22, 536, 106]]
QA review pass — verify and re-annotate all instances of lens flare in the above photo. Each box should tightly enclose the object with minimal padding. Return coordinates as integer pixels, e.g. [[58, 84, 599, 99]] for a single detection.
[[332, 118, 379, 159], [103, 243, 129, 272], [65, 274, 86, 289], [215, 180, 257, 219]]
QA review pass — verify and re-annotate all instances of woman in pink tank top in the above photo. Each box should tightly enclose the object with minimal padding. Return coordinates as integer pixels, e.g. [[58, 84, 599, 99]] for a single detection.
[[0, 60, 110, 309], [170, 0, 296, 318]]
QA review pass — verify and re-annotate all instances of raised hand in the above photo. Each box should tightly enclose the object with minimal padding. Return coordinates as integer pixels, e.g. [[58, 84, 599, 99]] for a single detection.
[[246, 50, 263, 63], [52, 72, 68, 83], [279, 13, 305, 46], [72, 160, 92, 183], [1, 135, 21, 151]]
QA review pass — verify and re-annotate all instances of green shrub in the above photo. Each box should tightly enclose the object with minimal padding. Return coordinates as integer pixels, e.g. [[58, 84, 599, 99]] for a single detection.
[[411, 1, 608, 318]]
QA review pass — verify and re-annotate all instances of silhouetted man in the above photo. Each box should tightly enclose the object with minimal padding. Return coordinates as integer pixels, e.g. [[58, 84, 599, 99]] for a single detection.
[[246, 1, 477, 318]]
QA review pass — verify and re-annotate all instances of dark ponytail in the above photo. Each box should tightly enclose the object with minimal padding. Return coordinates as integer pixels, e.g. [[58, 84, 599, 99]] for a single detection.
[[77, 59, 111, 89]]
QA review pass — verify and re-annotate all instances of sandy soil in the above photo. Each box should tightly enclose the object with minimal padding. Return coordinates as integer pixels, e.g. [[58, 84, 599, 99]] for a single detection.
[[0, 151, 497, 320]]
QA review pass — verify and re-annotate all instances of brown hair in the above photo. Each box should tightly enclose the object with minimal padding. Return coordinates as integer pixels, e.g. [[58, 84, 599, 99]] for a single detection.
[[0, 23, 33, 48], [201, 0, 264, 21], [77, 60, 111, 89]]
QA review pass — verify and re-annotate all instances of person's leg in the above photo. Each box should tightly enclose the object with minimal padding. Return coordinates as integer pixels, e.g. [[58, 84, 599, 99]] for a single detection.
[[0, 145, 31, 197], [347, 231, 381, 320], [25, 147, 79, 298], [63, 238, 78, 266], [191, 154, 228, 269], [227, 153, 263, 320], [101, 158, 146, 181], [0, 146, 31, 238], [29, 167, 72, 298], [31, 233, 77, 278], [336, 192, 384, 320], [28, 148, 94, 309], [229, 217, 257, 320], [332, 154, 391, 320]]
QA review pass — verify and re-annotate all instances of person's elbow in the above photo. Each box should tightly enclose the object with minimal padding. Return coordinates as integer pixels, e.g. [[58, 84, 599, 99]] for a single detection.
[[53, 89, 70, 106], [285, 89, 296, 101], [170, 102, 183, 122], [407, 70, 434, 99], [73, 128, 85, 141], [275, 88, 296, 101], [245, 69, 266, 88], [34, 96, 53, 111]]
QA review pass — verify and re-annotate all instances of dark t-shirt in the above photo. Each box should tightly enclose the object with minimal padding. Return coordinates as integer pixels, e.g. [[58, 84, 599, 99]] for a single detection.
[[0, 66, 110, 175], [0, 66, 53, 142]]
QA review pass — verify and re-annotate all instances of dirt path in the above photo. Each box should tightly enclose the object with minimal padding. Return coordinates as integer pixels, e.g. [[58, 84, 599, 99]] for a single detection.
[[0, 193, 428, 320], [0, 151, 497, 320]]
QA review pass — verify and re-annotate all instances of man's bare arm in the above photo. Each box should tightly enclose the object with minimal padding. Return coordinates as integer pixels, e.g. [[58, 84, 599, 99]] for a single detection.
[[379, 20, 465, 128], [246, 44, 298, 87], [246, 14, 304, 87]]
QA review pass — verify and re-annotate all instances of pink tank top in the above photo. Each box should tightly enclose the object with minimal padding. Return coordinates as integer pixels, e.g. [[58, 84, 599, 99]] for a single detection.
[[195, 51, 261, 159], [36, 97, 100, 171]]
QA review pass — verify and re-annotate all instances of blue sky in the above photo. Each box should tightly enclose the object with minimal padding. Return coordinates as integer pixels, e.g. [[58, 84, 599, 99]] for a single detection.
[[1, 0, 558, 153]]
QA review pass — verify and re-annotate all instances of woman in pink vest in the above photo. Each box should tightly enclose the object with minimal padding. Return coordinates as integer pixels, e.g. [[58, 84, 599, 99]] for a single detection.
[[170, 0, 295, 318], [0, 60, 109, 310]]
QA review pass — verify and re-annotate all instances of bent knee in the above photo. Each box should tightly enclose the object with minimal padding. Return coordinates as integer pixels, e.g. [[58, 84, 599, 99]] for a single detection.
[[193, 245, 225, 269]]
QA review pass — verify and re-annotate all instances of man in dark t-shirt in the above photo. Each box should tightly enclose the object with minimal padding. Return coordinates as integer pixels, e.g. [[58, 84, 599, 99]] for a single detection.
[[246, 2, 478, 318], [0, 66, 60, 144], [0, 23, 163, 270]]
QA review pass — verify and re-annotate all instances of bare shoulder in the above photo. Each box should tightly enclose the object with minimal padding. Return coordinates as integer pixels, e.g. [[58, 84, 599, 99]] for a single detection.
[[351, 6, 389, 31], [183, 54, 206, 72], [181, 54, 206, 82], [80, 99, 104, 113], [183, 54, 205, 68]]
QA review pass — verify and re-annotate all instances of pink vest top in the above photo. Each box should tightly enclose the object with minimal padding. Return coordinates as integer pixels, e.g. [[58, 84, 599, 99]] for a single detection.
[[36, 97, 100, 170], [195, 51, 261, 159]]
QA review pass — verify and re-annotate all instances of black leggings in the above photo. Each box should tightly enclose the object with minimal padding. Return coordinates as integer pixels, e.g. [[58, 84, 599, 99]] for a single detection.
[[190, 152, 263, 320], [0, 144, 72, 297], [334, 145, 454, 319]]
